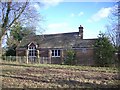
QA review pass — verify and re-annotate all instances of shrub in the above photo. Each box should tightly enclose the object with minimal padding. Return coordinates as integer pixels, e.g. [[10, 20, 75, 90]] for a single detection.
[[64, 50, 76, 65]]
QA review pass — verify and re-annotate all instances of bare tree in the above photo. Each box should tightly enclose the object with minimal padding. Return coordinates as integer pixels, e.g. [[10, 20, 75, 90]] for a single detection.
[[0, 0, 42, 56], [0, 1, 42, 37], [105, 1, 120, 62], [106, 1, 120, 47]]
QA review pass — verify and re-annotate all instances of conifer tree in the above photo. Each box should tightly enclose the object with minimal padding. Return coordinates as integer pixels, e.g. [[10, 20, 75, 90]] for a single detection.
[[94, 33, 115, 66]]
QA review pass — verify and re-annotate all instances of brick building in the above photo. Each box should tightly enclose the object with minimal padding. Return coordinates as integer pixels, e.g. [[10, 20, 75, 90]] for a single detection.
[[16, 25, 97, 65]]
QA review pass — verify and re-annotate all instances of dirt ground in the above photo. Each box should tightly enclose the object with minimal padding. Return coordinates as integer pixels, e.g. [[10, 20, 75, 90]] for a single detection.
[[1, 62, 120, 88]]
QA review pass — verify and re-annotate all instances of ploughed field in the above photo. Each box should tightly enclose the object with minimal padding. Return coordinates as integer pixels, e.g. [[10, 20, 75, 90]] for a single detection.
[[1, 62, 120, 88]]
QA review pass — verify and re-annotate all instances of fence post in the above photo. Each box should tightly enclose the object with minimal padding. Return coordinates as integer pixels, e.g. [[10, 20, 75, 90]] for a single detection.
[[5, 56, 6, 62], [37, 50, 40, 64], [26, 50, 28, 64], [10, 56, 11, 62], [49, 50, 51, 64]]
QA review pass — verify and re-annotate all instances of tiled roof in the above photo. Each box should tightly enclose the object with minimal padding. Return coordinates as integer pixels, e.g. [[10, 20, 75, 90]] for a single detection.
[[16, 32, 97, 49]]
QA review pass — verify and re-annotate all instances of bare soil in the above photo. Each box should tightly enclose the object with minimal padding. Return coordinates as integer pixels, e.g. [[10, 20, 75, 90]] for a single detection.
[[1, 62, 120, 88]]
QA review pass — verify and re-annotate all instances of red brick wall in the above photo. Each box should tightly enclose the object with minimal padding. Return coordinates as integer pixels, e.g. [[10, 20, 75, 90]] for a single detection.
[[38, 48, 49, 57], [16, 48, 95, 65], [51, 57, 62, 64], [75, 49, 95, 65], [63, 48, 95, 66], [16, 49, 26, 56]]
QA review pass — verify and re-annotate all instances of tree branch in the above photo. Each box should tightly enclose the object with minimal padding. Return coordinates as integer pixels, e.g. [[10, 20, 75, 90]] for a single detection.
[[2, 2, 11, 29], [9, 2, 28, 28]]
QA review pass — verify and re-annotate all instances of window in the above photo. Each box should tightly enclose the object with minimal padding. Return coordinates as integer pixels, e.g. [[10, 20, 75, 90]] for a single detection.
[[28, 46, 36, 57], [52, 50, 60, 57]]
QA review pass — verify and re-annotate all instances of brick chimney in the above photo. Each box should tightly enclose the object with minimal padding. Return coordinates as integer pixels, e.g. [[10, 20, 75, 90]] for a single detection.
[[78, 25, 83, 39]]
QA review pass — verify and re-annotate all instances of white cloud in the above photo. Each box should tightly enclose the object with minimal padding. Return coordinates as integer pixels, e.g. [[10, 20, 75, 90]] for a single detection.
[[30, 0, 63, 10], [33, 4, 41, 10], [41, 0, 63, 9], [87, 7, 112, 23], [78, 12, 84, 16], [70, 12, 84, 17]]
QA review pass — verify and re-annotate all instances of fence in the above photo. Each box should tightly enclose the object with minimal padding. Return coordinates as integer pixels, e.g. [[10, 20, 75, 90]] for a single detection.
[[1, 56, 50, 64]]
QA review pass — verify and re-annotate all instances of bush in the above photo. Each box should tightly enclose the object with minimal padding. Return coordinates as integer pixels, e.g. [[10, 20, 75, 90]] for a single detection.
[[64, 50, 76, 65], [5, 49, 16, 56]]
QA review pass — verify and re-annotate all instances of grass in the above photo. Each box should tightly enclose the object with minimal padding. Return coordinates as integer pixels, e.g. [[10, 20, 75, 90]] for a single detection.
[[2, 61, 119, 73], [1, 61, 120, 88]]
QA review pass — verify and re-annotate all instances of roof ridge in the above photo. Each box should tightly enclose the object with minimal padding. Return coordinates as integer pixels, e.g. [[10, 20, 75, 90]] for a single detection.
[[36, 32, 79, 36]]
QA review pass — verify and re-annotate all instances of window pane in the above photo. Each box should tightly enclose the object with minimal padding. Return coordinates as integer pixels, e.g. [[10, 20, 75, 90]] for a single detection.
[[28, 46, 36, 56], [35, 51, 36, 56], [33, 51, 35, 56], [29, 51, 31, 56], [32, 51, 33, 56], [51, 50, 60, 57], [52, 50, 54, 56], [58, 50, 60, 56], [55, 50, 57, 56]]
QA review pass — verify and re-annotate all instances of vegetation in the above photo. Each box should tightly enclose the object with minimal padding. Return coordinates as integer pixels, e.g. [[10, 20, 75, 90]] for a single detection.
[[0, 1, 42, 57], [105, 1, 119, 47], [0, 1, 42, 39], [2, 21, 36, 56], [105, 1, 120, 65], [94, 33, 116, 67], [105, 1, 120, 67], [64, 50, 76, 65], [10, 21, 36, 42], [117, 46, 120, 65], [1, 61, 119, 88]]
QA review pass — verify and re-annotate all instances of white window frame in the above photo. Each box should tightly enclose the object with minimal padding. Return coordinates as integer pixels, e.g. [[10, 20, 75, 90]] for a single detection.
[[28, 46, 36, 57], [51, 49, 60, 57]]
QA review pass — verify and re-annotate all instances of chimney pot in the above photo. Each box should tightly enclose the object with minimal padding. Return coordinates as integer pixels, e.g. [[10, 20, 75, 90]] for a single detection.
[[78, 25, 83, 39], [79, 25, 83, 30]]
